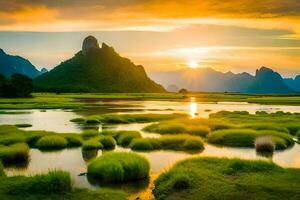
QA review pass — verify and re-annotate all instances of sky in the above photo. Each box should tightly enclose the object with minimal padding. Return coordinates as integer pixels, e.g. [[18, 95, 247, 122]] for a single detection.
[[0, 0, 300, 77]]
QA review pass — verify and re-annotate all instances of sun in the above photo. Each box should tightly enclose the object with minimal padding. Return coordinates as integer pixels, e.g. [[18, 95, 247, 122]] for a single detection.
[[188, 61, 199, 69]]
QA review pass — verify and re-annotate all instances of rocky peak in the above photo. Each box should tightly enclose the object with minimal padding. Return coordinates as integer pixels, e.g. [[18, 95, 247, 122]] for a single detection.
[[255, 66, 282, 79], [82, 35, 99, 55]]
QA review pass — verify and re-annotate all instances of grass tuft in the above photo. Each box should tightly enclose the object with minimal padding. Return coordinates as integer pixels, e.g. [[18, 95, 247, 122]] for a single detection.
[[88, 152, 149, 183], [35, 135, 68, 150], [82, 139, 103, 150], [129, 135, 204, 152]]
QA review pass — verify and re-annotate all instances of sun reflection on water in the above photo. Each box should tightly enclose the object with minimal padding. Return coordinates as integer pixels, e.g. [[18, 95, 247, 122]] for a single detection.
[[189, 97, 198, 118]]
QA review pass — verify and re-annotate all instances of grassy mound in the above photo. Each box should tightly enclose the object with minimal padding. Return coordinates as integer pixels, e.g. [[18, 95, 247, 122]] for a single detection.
[[101, 130, 142, 146], [82, 139, 103, 150], [35, 135, 68, 150], [143, 119, 210, 137], [64, 135, 82, 147], [208, 129, 294, 150], [82, 130, 100, 140], [130, 135, 204, 152], [88, 152, 149, 183], [7, 170, 71, 195], [0, 169, 126, 200], [99, 136, 116, 149], [154, 157, 300, 200], [0, 143, 29, 165]]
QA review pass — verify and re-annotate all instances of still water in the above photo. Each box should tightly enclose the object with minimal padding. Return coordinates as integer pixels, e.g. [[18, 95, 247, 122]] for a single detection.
[[1, 99, 300, 132], [1, 99, 300, 199]]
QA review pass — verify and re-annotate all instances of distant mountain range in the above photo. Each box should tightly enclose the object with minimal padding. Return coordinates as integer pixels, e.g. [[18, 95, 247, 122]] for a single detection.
[[0, 49, 46, 78], [1, 39, 300, 94], [34, 36, 165, 92], [149, 67, 300, 94]]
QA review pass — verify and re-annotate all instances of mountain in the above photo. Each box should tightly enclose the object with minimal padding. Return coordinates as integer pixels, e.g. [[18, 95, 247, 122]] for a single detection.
[[246, 67, 293, 94], [0, 49, 41, 78], [149, 68, 254, 92], [149, 67, 296, 94], [284, 75, 300, 92], [34, 36, 165, 93]]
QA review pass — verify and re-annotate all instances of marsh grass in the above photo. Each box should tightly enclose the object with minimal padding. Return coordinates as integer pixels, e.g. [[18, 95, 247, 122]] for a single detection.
[[143, 118, 210, 137], [0, 143, 29, 165], [87, 152, 150, 183], [82, 130, 100, 140], [64, 135, 82, 147], [101, 130, 142, 146], [82, 139, 103, 150], [116, 131, 142, 146], [129, 134, 204, 152], [154, 157, 300, 200], [76, 113, 186, 125], [210, 111, 300, 135], [6, 170, 71, 195], [208, 129, 293, 150], [98, 136, 116, 149], [35, 135, 68, 150]]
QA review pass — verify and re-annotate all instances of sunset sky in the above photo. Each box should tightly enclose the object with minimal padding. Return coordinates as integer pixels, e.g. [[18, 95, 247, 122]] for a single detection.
[[1, 0, 300, 77]]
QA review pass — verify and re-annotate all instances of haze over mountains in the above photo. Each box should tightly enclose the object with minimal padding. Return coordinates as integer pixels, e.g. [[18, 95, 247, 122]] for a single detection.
[[150, 67, 300, 94], [0, 36, 300, 94]]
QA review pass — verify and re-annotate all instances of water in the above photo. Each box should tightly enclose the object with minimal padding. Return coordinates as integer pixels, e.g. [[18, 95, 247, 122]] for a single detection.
[[1, 99, 300, 199], [1, 100, 300, 132]]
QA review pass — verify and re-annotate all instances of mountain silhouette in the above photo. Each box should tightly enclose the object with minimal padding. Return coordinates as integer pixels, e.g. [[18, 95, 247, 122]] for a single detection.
[[34, 36, 165, 92], [0, 49, 41, 78], [150, 67, 297, 94], [246, 67, 293, 94]]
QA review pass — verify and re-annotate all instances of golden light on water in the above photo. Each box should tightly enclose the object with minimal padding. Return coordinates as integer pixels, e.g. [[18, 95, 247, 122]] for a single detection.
[[189, 97, 198, 118]]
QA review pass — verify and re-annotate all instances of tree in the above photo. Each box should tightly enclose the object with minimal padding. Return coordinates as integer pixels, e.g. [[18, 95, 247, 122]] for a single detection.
[[1, 74, 33, 98], [179, 88, 188, 94]]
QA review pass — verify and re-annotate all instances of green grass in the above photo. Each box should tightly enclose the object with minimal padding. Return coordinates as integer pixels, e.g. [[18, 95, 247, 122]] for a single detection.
[[6, 170, 71, 195], [75, 113, 186, 125], [153, 157, 300, 200], [0, 168, 126, 200], [116, 131, 142, 146], [143, 118, 210, 137], [208, 129, 294, 150], [82, 139, 103, 150], [87, 152, 150, 183], [0, 143, 29, 165], [82, 130, 100, 139], [64, 135, 83, 147], [101, 130, 142, 146], [210, 111, 300, 135], [98, 136, 116, 149], [35, 135, 68, 150], [297, 131, 300, 142], [2, 93, 300, 110], [129, 134, 204, 152]]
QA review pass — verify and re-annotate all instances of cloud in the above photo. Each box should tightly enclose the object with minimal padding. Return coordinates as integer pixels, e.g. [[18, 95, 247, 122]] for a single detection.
[[1, 0, 300, 31]]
